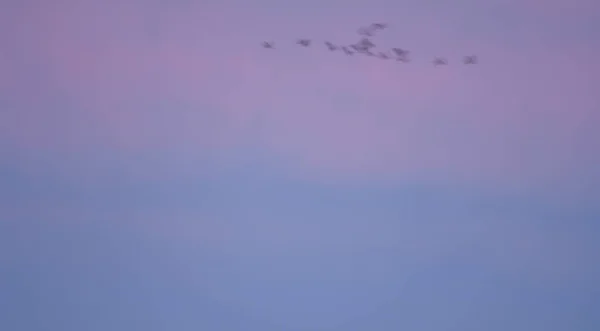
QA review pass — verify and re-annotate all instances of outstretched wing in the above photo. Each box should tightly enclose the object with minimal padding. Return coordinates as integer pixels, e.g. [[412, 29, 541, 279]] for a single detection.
[[358, 27, 374, 36], [297, 39, 311, 46], [341, 46, 354, 55], [433, 57, 448, 65], [371, 23, 388, 30], [358, 38, 375, 49], [392, 48, 408, 56], [463, 55, 477, 64], [392, 48, 410, 62]]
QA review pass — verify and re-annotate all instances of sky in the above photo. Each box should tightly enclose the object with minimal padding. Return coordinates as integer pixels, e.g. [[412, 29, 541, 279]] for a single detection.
[[1, 0, 599, 330]]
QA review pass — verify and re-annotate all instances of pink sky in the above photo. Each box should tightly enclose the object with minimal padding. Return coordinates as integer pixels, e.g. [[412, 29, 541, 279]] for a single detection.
[[2, 0, 598, 191]]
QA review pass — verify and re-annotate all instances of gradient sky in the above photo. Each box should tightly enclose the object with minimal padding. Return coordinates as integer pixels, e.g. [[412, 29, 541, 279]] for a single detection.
[[1, 0, 600, 330]]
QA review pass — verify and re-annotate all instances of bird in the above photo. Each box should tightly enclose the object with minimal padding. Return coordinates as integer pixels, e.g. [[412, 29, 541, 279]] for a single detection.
[[391, 48, 408, 57], [370, 23, 388, 30], [350, 38, 376, 55], [350, 44, 368, 54], [325, 41, 337, 51], [262, 41, 274, 49], [377, 52, 390, 59], [433, 57, 448, 66], [463, 55, 477, 64], [297, 39, 311, 47], [358, 23, 387, 37], [392, 48, 410, 62], [256, 23, 480, 70], [357, 26, 375, 37], [358, 38, 375, 49]]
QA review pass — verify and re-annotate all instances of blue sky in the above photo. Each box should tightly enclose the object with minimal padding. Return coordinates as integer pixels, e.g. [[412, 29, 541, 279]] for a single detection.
[[2, 152, 599, 330]]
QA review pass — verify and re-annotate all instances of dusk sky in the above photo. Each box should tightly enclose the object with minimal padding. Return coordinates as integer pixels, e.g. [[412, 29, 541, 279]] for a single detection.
[[1, 0, 600, 330]]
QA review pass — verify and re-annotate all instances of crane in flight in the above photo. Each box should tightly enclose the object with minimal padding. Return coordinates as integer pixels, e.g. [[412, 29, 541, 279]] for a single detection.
[[325, 41, 337, 51], [371, 23, 388, 30], [358, 37, 376, 49], [341, 46, 354, 55], [258, 21, 478, 67], [358, 23, 388, 37], [357, 26, 375, 37], [377, 52, 390, 59], [297, 39, 311, 47], [392, 48, 410, 62], [262, 41, 274, 49], [463, 55, 477, 64], [433, 57, 448, 66]]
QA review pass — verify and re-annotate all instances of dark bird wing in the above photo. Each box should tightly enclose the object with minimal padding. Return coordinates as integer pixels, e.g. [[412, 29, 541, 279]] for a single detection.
[[358, 38, 375, 49], [392, 48, 410, 61], [341, 46, 353, 55], [463, 55, 477, 64], [392, 48, 408, 56], [371, 23, 387, 30], [433, 57, 448, 65], [358, 27, 374, 36], [297, 39, 311, 46]]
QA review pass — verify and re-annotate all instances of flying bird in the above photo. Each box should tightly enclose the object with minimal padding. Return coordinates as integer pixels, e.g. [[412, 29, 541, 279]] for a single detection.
[[358, 23, 387, 37], [350, 44, 362, 52], [325, 41, 337, 51], [463, 55, 477, 64], [350, 44, 369, 54], [358, 26, 375, 37], [433, 57, 448, 66], [392, 48, 410, 62], [370, 23, 388, 30], [297, 39, 311, 47], [256, 24, 479, 70], [341, 46, 354, 55], [358, 38, 375, 49], [351, 38, 375, 54], [392, 48, 408, 56], [377, 52, 390, 59]]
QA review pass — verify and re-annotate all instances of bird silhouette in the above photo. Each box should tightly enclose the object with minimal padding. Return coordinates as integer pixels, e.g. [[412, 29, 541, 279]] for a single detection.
[[258, 23, 479, 68], [370, 23, 388, 30], [377, 52, 390, 59], [463, 55, 477, 64], [392, 48, 410, 62], [357, 26, 375, 37], [433, 57, 448, 66], [341, 46, 354, 55], [297, 39, 311, 47], [325, 41, 337, 51], [262, 41, 274, 49]]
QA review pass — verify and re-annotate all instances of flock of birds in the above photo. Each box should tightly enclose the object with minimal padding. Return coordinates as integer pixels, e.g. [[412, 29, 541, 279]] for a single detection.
[[261, 22, 478, 66]]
